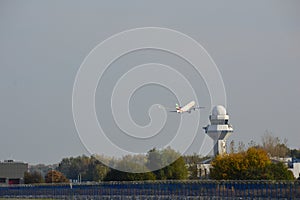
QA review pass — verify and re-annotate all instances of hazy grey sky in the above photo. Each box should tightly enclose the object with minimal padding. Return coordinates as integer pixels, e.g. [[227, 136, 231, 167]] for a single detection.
[[0, 0, 299, 164]]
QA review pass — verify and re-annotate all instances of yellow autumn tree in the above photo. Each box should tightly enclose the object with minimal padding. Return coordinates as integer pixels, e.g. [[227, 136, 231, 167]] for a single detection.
[[244, 147, 271, 179], [45, 170, 69, 183], [210, 151, 247, 180], [211, 147, 276, 180]]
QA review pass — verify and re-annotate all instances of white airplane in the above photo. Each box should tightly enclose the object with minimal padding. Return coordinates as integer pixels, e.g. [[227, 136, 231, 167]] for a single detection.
[[169, 101, 205, 113]]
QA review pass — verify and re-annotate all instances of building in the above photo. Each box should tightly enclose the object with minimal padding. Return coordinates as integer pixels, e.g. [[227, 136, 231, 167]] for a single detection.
[[285, 158, 300, 179], [0, 160, 28, 185], [289, 162, 300, 179], [203, 105, 233, 156]]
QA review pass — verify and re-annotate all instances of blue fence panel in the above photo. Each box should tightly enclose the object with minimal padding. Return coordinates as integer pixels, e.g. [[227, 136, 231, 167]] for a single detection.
[[0, 180, 299, 199]]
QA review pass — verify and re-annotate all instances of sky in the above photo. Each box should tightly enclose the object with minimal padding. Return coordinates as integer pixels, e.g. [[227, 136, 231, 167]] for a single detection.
[[0, 0, 299, 164]]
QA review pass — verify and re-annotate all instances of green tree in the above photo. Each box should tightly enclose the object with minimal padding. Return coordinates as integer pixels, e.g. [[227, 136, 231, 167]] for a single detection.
[[147, 148, 163, 171], [104, 154, 156, 181], [24, 171, 44, 184], [147, 147, 188, 180], [104, 157, 155, 181], [162, 156, 188, 180], [104, 169, 156, 181], [45, 170, 69, 183], [290, 149, 300, 159], [57, 156, 89, 180], [104, 147, 188, 181], [84, 156, 109, 181], [57, 155, 109, 182], [265, 162, 294, 180]]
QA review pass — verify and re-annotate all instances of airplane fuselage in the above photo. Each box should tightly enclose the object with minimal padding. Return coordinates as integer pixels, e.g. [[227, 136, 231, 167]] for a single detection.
[[177, 101, 196, 113]]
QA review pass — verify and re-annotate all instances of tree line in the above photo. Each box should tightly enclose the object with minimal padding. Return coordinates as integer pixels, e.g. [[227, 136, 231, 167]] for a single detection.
[[25, 148, 189, 183], [24, 133, 300, 184]]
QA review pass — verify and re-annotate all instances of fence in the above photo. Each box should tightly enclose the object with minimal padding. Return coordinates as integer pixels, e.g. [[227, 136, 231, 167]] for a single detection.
[[0, 180, 299, 199]]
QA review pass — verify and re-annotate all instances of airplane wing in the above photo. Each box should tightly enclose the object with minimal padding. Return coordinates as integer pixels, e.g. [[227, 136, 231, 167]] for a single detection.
[[193, 106, 205, 110]]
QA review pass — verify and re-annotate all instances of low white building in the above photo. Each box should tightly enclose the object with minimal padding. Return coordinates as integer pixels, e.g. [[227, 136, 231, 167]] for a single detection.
[[288, 160, 300, 179]]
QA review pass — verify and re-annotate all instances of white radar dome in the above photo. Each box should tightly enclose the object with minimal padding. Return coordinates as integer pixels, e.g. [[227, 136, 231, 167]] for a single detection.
[[212, 105, 227, 116]]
